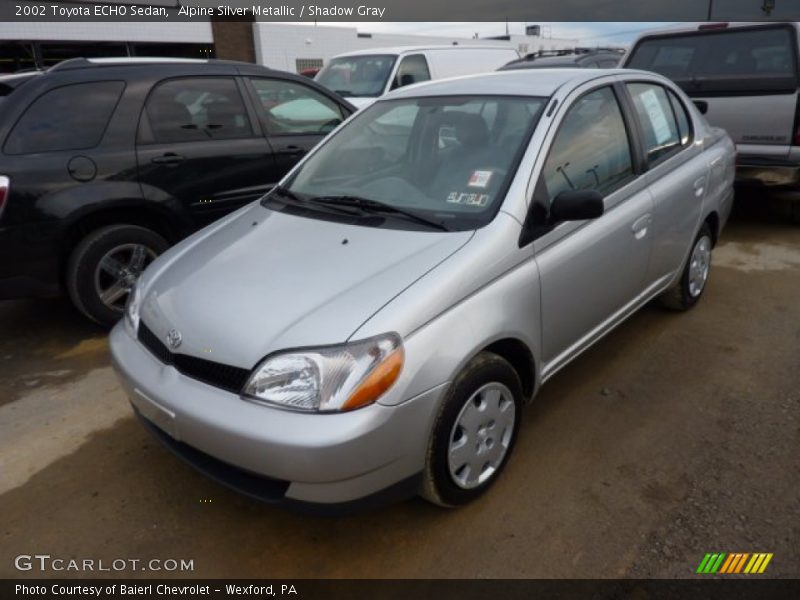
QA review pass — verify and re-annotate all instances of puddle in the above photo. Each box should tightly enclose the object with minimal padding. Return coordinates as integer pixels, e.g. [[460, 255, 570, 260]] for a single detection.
[[0, 367, 130, 495], [715, 242, 800, 272]]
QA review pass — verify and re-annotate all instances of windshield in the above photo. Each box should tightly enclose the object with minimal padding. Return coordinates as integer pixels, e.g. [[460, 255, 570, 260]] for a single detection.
[[315, 55, 397, 98], [268, 95, 547, 232]]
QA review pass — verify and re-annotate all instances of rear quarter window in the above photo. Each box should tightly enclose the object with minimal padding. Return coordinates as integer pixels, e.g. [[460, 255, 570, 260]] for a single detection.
[[4, 81, 125, 155]]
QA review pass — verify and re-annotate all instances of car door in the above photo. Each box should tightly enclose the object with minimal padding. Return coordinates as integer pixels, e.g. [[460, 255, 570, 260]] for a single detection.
[[136, 76, 277, 228], [244, 76, 348, 179], [624, 81, 709, 283], [532, 84, 655, 376]]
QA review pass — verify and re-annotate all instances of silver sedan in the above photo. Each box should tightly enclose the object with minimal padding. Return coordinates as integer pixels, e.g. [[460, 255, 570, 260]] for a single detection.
[[110, 68, 735, 511]]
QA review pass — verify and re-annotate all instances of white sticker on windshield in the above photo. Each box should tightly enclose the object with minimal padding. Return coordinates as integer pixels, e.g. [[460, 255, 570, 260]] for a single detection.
[[468, 170, 493, 188], [640, 89, 673, 146]]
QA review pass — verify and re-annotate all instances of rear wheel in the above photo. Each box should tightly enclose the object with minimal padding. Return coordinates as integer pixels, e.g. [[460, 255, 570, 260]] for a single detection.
[[659, 223, 713, 311], [421, 352, 523, 507], [66, 225, 168, 327]]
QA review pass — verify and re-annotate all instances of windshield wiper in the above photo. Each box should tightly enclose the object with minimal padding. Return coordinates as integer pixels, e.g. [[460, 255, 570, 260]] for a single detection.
[[265, 186, 361, 216], [311, 195, 449, 232]]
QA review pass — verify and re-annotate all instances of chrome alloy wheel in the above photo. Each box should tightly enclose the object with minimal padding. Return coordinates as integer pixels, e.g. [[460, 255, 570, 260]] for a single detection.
[[448, 382, 516, 490], [93, 243, 156, 311], [688, 235, 712, 298]]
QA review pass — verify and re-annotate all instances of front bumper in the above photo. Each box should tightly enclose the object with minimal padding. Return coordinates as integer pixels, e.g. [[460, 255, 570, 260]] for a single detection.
[[109, 324, 444, 510]]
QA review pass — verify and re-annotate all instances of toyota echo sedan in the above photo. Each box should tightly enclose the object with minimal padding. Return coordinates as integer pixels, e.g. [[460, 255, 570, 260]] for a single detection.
[[110, 69, 735, 511]]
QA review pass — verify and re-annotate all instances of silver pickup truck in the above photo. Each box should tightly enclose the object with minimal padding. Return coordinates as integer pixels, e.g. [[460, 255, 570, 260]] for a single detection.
[[623, 22, 800, 218]]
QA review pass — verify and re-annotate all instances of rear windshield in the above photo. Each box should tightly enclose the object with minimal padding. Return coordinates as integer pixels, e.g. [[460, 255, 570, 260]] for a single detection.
[[627, 26, 798, 94]]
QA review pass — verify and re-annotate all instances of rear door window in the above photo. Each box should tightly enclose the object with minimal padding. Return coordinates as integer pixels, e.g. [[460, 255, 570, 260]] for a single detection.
[[143, 77, 252, 144], [627, 83, 683, 164], [4, 81, 124, 155]]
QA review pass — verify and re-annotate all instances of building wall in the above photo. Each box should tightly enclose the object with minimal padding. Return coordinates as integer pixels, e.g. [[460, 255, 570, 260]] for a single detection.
[[253, 23, 578, 73], [0, 21, 213, 44], [211, 18, 256, 63]]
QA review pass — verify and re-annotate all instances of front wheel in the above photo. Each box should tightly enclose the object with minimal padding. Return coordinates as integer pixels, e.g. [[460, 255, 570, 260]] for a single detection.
[[659, 223, 713, 311], [66, 225, 169, 327], [421, 352, 523, 507]]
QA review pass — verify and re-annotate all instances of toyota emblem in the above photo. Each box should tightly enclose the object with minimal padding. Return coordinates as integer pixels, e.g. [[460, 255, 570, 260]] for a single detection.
[[166, 328, 182, 349]]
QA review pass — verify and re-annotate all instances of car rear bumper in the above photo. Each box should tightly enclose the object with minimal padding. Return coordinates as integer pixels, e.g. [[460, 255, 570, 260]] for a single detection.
[[736, 159, 800, 188], [109, 323, 443, 510]]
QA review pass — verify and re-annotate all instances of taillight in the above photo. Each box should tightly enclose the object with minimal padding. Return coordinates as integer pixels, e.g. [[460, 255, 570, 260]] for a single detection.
[[793, 97, 800, 146], [0, 175, 8, 220]]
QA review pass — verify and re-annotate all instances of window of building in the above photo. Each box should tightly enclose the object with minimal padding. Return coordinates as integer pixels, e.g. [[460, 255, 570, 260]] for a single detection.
[[295, 58, 323, 73]]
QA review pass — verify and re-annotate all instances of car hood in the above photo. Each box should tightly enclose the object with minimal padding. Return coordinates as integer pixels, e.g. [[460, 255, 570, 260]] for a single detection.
[[139, 204, 473, 369]]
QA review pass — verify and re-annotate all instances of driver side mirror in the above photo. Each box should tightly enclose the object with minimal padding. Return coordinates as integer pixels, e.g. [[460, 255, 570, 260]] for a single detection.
[[550, 189, 604, 223]]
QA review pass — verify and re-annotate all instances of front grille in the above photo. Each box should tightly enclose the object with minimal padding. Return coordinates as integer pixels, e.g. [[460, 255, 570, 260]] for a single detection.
[[138, 322, 252, 394]]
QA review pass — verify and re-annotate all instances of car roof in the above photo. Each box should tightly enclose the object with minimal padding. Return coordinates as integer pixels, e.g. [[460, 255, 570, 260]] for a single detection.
[[332, 45, 516, 58], [383, 68, 639, 100], [47, 57, 267, 72], [0, 71, 42, 87]]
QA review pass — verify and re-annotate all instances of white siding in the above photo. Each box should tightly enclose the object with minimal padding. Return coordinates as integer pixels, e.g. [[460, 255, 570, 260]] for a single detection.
[[253, 24, 577, 73], [0, 21, 213, 43]]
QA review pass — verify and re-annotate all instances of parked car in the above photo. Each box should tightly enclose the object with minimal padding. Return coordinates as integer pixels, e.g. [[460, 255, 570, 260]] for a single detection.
[[623, 22, 800, 206], [0, 57, 354, 325], [315, 45, 519, 109], [299, 67, 320, 79], [499, 48, 624, 70], [111, 68, 735, 512]]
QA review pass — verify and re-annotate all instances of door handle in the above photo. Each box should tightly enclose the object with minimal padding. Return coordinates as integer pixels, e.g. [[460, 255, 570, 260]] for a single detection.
[[282, 145, 305, 155], [631, 214, 652, 240], [693, 176, 707, 197], [150, 153, 185, 166]]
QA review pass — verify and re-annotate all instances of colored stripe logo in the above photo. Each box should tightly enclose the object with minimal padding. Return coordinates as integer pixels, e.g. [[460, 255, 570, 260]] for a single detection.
[[697, 552, 773, 574]]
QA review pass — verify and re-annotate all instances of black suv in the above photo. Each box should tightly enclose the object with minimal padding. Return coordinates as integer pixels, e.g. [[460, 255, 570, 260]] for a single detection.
[[0, 58, 353, 325], [499, 48, 624, 70]]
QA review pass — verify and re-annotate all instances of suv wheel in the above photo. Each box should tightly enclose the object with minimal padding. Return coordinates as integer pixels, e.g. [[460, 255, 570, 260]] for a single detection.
[[659, 223, 713, 311], [66, 225, 169, 327], [421, 352, 523, 507]]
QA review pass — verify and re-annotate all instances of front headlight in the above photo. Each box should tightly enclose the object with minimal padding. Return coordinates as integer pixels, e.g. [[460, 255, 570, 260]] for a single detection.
[[242, 333, 404, 413], [124, 282, 141, 336]]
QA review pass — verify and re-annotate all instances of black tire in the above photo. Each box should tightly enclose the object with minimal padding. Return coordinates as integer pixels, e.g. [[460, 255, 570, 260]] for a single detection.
[[659, 223, 714, 311], [421, 352, 523, 507], [66, 225, 169, 327]]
